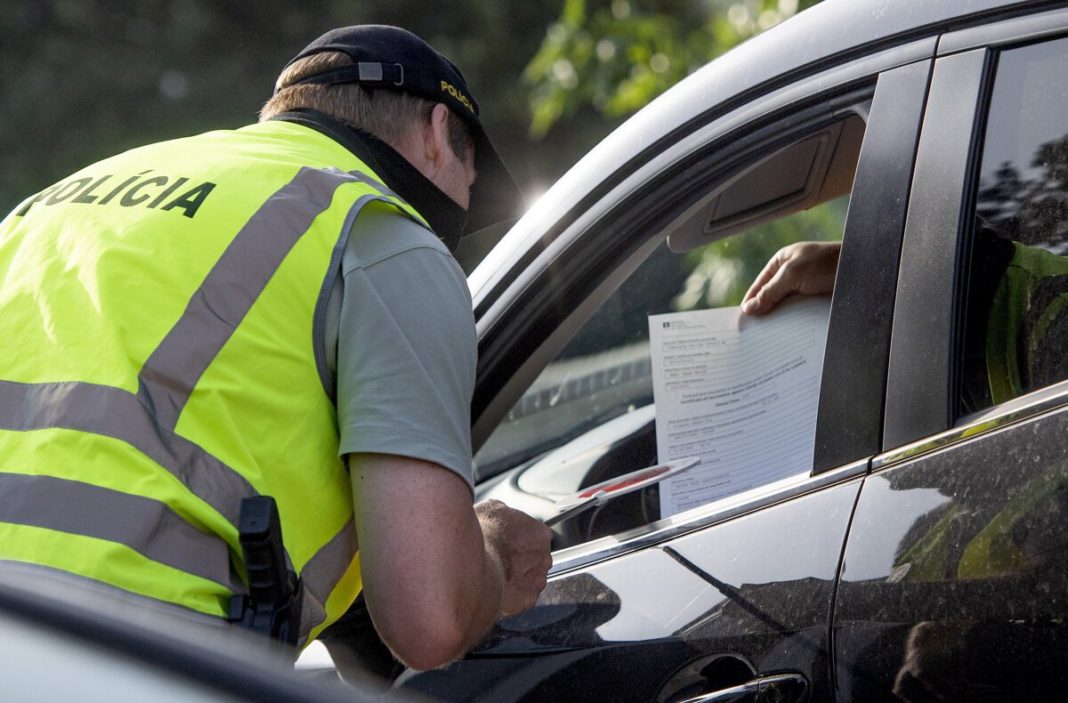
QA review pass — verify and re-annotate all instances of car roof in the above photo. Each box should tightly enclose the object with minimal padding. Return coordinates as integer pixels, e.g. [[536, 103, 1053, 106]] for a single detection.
[[471, 0, 1042, 295]]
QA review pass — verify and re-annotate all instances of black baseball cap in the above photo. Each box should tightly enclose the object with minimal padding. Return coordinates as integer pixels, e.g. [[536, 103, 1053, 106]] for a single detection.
[[279, 25, 523, 234]]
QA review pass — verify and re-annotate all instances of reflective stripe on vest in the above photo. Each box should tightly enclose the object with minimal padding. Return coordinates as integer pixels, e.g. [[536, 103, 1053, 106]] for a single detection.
[[0, 380, 254, 526], [0, 472, 236, 589], [299, 516, 358, 637], [0, 121, 428, 644]]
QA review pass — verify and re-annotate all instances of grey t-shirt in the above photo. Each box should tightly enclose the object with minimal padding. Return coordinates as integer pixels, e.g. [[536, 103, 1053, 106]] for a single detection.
[[322, 201, 476, 488]]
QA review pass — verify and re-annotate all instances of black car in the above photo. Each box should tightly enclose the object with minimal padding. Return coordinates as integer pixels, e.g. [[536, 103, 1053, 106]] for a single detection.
[[390, 0, 1068, 700]]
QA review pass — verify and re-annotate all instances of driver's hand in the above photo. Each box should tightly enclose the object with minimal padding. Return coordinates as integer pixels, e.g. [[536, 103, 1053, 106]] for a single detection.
[[741, 240, 841, 315], [475, 499, 553, 617]]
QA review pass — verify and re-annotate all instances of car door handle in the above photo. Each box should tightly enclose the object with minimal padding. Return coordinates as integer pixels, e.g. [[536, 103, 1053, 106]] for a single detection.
[[677, 672, 807, 703]]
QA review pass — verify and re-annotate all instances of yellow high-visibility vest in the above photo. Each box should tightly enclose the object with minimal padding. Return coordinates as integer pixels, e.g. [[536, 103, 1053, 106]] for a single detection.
[[0, 119, 428, 645]]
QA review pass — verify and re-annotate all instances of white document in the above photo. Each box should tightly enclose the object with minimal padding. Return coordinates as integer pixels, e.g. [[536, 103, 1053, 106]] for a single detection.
[[649, 297, 830, 517]]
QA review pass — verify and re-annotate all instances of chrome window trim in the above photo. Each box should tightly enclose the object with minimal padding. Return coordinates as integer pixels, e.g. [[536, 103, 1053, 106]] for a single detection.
[[873, 379, 1068, 472], [548, 458, 868, 577]]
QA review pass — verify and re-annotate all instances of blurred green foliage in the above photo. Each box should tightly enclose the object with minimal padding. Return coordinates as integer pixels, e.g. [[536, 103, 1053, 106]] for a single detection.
[[0, 0, 563, 217], [524, 0, 821, 137], [3, 0, 825, 272]]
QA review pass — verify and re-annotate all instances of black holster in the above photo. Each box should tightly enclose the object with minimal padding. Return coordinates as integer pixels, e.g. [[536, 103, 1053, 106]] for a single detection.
[[227, 496, 302, 646]]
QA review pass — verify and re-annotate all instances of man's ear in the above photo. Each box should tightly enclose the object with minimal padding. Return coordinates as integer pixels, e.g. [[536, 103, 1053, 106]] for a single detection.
[[423, 103, 453, 170]]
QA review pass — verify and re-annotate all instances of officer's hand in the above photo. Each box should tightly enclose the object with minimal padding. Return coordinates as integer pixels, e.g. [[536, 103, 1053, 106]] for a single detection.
[[475, 499, 553, 617], [741, 240, 841, 315]]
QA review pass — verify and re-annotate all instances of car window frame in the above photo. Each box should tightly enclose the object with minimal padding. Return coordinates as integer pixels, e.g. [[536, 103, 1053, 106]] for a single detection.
[[548, 65, 929, 573], [814, 58, 932, 472], [473, 98, 872, 473], [473, 102, 864, 483], [476, 55, 933, 486], [881, 46, 993, 451], [465, 43, 952, 574], [471, 38, 936, 462], [881, 14, 1068, 466]]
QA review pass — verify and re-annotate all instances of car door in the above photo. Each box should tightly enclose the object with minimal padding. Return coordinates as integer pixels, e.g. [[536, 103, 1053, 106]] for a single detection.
[[399, 36, 936, 703], [835, 9, 1068, 702]]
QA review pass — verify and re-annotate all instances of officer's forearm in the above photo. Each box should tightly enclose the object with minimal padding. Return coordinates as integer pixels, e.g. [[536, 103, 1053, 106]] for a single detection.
[[349, 453, 511, 670]]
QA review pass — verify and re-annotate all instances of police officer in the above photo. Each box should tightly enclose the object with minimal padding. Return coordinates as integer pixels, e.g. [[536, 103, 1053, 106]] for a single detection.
[[0, 25, 552, 671]]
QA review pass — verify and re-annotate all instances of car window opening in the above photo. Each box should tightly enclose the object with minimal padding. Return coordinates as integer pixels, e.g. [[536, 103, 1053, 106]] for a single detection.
[[476, 105, 868, 550]]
